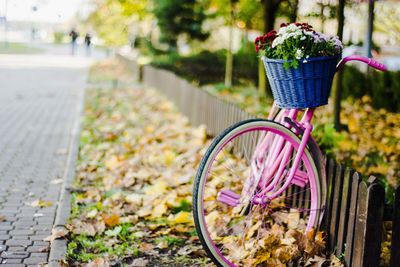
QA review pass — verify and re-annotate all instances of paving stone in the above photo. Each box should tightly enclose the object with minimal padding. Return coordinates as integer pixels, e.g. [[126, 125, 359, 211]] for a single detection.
[[5, 239, 32, 247], [2, 258, 22, 263], [24, 256, 48, 265], [26, 245, 49, 253], [0, 225, 13, 231], [1, 251, 29, 259], [33, 241, 49, 246], [29, 235, 49, 241], [0, 264, 25, 267], [9, 236, 28, 240], [32, 225, 51, 231], [13, 220, 35, 227], [9, 230, 34, 236], [0, 234, 10, 240], [0, 54, 89, 266], [13, 225, 34, 230], [6, 246, 26, 252]]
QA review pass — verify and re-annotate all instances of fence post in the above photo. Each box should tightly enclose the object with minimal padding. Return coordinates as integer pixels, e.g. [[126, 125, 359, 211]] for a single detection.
[[328, 163, 344, 251], [352, 176, 385, 267], [344, 172, 362, 266], [336, 168, 354, 257], [322, 158, 336, 232], [390, 186, 400, 267]]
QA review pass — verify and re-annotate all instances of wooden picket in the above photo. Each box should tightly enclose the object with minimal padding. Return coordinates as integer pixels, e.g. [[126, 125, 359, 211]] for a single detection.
[[390, 186, 400, 267]]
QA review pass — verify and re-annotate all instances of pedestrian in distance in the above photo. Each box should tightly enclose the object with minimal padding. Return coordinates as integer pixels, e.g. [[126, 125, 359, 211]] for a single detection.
[[84, 33, 92, 57], [69, 29, 79, 56]]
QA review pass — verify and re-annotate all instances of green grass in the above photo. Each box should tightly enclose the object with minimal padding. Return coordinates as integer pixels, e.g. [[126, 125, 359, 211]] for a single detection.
[[0, 42, 43, 54], [67, 223, 140, 263]]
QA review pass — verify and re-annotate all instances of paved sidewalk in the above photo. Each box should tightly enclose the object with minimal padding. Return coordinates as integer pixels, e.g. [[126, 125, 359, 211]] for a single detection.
[[0, 54, 90, 266]]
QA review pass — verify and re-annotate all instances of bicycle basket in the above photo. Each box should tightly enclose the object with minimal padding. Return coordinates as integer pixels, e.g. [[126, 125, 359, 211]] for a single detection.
[[262, 56, 339, 109]]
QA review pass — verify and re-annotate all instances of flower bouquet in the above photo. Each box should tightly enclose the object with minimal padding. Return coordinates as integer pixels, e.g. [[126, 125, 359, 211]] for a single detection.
[[255, 23, 343, 108]]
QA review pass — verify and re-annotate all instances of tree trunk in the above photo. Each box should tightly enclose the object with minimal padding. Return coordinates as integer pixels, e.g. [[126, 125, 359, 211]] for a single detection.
[[259, 0, 279, 98], [224, 1, 234, 87], [365, 0, 374, 58], [320, 3, 326, 32], [333, 0, 345, 130], [289, 0, 299, 22], [258, 59, 266, 97]]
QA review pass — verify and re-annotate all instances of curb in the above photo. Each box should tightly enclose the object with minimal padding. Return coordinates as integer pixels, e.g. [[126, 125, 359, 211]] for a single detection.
[[48, 79, 86, 266]]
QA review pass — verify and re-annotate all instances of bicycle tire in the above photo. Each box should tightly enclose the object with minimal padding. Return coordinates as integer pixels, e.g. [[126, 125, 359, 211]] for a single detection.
[[193, 119, 322, 267]]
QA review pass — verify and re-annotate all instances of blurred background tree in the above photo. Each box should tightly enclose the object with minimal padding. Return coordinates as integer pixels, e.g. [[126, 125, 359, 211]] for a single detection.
[[153, 0, 209, 52], [87, 0, 149, 47]]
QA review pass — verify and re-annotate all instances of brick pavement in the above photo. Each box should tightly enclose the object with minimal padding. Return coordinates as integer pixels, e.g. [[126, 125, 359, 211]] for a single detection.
[[0, 54, 90, 266]]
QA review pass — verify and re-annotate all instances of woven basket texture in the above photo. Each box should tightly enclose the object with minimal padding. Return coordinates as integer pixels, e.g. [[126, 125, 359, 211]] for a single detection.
[[263, 56, 339, 108]]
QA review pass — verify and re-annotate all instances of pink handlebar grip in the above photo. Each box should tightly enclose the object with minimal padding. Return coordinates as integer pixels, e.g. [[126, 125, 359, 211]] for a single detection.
[[367, 58, 388, 71], [336, 55, 388, 72]]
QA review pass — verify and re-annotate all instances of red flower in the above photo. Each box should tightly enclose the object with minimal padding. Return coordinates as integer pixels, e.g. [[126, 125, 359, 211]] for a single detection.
[[254, 30, 277, 52]]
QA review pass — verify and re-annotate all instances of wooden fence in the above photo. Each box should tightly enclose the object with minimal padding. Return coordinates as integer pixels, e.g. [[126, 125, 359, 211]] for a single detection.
[[120, 55, 399, 267]]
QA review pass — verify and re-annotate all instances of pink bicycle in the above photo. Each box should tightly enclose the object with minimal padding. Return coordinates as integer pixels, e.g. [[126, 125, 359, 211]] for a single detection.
[[192, 55, 387, 266]]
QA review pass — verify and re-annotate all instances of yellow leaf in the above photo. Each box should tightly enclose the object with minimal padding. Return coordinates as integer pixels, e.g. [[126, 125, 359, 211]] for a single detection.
[[151, 203, 168, 219], [31, 199, 53, 208], [105, 155, 122, 170], [144, 180, 167, 196], [86, 209, 98, 218], [145, 125, 155, 133], [347, 116, 358, 133], [163, 150, 176, 166], [103, 214, 120, 227], [172, 211, 193, 225], [125, 193, 143, 205]]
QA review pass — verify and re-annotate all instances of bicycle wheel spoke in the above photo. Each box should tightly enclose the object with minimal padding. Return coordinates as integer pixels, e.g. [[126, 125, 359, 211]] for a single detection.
[[194, 120, 323, 267]]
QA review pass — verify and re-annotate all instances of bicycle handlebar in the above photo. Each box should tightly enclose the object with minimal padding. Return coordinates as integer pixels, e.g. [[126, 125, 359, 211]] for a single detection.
[[336, 55, 388, 72]]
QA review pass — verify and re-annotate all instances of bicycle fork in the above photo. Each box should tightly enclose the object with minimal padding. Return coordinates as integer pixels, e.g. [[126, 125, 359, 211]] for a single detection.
[[217, 109, 314, 207], [253, 120, 313, 204]]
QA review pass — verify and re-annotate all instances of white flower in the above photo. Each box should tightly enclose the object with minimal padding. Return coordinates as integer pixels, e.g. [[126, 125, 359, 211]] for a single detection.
[[304, 31, 314, 36], [278, 26, 288, 35], [295, 49, 304, 59], [287, 24, 299, 32], [272, 36, 284, 48], [300, 36, 306, 40]]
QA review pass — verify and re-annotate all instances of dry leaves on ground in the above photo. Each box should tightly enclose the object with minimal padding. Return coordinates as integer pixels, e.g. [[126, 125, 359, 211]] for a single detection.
[[67, 86, 342, 266]]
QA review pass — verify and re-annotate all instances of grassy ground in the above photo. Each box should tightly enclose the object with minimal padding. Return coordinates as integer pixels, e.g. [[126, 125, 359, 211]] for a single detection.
[[0, 42, 43, 54]]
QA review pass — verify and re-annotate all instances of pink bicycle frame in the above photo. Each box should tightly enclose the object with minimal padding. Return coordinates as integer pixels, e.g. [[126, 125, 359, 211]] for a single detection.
[[251, 55, 387, 202]]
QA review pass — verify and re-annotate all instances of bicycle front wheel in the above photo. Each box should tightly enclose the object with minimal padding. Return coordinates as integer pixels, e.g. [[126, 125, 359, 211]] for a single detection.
[[193, 119, 322, 267]]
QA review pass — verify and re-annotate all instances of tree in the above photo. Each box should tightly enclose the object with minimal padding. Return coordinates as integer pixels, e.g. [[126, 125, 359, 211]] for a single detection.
[[153, 0, 209, 52], [87, 0, 150, 47], [332, 0, 345, 130], [375, 2, 400, 45], [258, 0, 300, 98], [205, 0, 240, 87]]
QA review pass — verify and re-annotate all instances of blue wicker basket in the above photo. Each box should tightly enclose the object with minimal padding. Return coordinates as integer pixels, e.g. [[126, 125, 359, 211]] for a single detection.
[[262, 56, 340, 109]]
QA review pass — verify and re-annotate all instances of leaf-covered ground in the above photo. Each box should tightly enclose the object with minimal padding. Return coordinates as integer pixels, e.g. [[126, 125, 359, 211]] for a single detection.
[[66, 58, 398, 266], [66, 80, 345, 266], [67, 87, 212, 266]]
